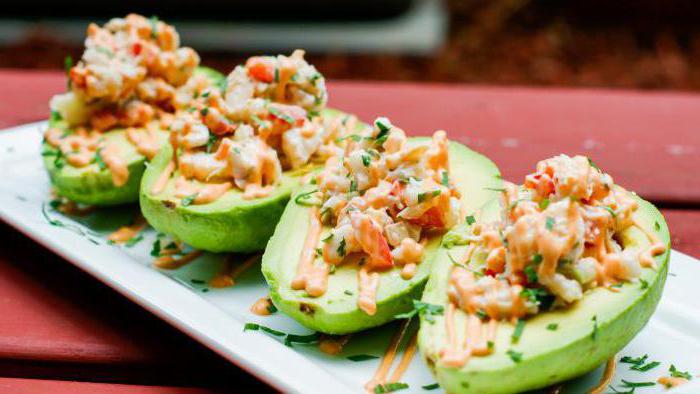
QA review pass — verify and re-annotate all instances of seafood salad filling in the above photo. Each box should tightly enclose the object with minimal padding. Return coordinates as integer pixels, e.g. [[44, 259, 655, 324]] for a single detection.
[[160, 50, 336, 203], [439, 154, 667, 367], [293, 117, 462, 315], [45, 13, 201, 185]]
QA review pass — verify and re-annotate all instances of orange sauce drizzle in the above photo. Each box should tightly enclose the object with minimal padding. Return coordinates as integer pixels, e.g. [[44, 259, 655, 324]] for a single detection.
[[53, 200, 96, 216], [250, 297, 274, 316], [210, 254, 261, 288], [588, 357, 616, 394], [291, 208, 328, 296], [318, 335, 351, 355], [358, 267, 380, 316], [126, 127, 160, 160], [100, 143, 129, 187], [658, 376, 689, 389], [151, 160, 175, 195], [243, 184, 275, 200], [153, 249, 203, 270], [365, 319, 413, 393], [107, 214, 147, 243], [387, 334, 418, 383], [633, 220, 666, 269]]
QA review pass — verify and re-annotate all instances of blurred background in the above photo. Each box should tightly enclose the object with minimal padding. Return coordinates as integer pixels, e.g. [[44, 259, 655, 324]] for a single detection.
[[2, 0, 700, 90]]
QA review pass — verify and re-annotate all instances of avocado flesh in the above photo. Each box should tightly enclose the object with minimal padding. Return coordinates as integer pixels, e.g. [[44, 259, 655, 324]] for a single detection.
[[261, 140, 502, 334], [43, 66, 225, 206], [139, 108, 355, 253], [417, 196, 671, 394]]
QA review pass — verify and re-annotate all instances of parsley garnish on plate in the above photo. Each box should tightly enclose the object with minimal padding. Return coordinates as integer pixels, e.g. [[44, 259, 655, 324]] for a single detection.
[[466, 215, 476, 225], [669, 364, 693, 379], [347, 354, 379, 362], [422, 383, 440, 390], [374, 382, 408, 393], [243, 323, 285, 336], [395, 300, 444, 323]]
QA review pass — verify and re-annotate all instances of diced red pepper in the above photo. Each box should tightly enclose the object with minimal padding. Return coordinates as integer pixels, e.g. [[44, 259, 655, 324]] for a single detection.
[[246, 57, 275, 83]]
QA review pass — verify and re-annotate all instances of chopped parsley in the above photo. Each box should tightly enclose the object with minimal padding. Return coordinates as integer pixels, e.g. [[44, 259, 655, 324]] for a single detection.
[[64, 55, 73, 88], [190, 279, 206, 284], [93, 148, 107, 170], [602, 205, 617, 218], [243, 323, 285, 336], [149, 16, 159, 38], [362, 153, 371, 167], [150, 239, 162, 257], [266, 303, 278, 314], [206, 134, 217, 153], [337, 238, 346, 257], [546, 323, 558, 331], [620, 379, 655, 388], [294, 189, 320, 206], [639, 278, 649, 289], [417, 190, 441, 203], [125, 234, 144, 247], [669, 364, 692, 379], [520, 287, 550, 305], [524, 265, 538, 283], [632, 361, 660, 372], [466, 215, 476, 225], [344, 290, 353, 296], [274, 67, 279, 83], [269, 106, 295, 125], [321, 233, 333, 243], [181, 193, 198, 206], [441, 171, 449, 186], [394, 300, 444, 323], [349, 179, 357, 193], [511, 319, 525, 343], [50, 110, 63, 122], [654, 221, 661, 231], [587, 157, 600, 171], [475, 310, 488, 320], [484, 187, 506, 192], [506, 349, 522, 363], [347, 354, 379, 362], [284, 332, 320, 347], [374, 118, 391, 145], [532, 253, 543, 264], [545, 216, 555, 231], [422, 383, 440, 390], [374, 382, 408, 393], [539, 198, 550, 210], [335, 134, 363, 143], [200, 107, 209, 117]]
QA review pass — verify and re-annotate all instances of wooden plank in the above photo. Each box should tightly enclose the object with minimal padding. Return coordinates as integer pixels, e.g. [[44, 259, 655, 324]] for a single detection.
[[1, 70, 698, 204], [661, 209, 700, 258], [0, 221, 271, 391], [0, 377, 214, 394]]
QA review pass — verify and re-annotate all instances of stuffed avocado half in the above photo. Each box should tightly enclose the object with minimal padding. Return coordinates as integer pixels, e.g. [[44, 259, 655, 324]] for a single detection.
[[140, 50, 352, 252], [42, 14, 225, 206], [417, 155, 670, 394], [262, 117, 502, 335]]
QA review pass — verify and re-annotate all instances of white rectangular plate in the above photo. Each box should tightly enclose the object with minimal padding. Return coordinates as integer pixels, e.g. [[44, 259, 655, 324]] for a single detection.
[[1, 121, 698, 394]]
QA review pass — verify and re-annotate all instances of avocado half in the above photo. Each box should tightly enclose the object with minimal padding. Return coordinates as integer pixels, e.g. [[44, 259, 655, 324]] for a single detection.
[[42, 66, 225, 206], [261, 139, 502, 334], [140, 108, 355, 253], [417, 195, 671, 394]]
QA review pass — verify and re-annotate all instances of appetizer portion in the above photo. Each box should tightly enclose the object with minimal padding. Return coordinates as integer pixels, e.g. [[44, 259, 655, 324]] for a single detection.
[[418, 155, 670, 394], [140, 50, 350, 252], [262, 118, 502, 334], [43, 14, 224, 205]]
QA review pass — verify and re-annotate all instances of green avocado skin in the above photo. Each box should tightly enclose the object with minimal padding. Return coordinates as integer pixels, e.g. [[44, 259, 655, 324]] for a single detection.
[[139, 108, 350, 253], [262, 140, 503, 335], [418, 196, 671, 394], [43, 66, 224, 206]]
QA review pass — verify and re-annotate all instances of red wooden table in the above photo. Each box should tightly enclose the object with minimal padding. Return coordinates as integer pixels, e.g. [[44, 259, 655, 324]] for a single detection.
[[1, 69, 698, 393]]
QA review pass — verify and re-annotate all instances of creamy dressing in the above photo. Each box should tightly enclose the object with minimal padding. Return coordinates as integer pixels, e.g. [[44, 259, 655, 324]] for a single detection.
[[250, 297, 275, 316], [318, 335, 351, 355], [153, 250, 203, 269], [357, 267, 380, 316], [101, 143, 130, 186], [151, 160, 175, 195], [210, 254, 260, 288], [633, 220, 666, 269], [291, 208, 327, 296], [126, 127, 161, 159], [365, 319, 414, 393], [107, 214, 146, 243]]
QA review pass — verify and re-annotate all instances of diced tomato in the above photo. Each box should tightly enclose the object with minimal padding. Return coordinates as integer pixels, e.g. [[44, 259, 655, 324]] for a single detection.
[[131, 42, 142, 56], [246, 57, 275, 83], [407, 206, 444, 229], [484, 268, 498, 277]]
